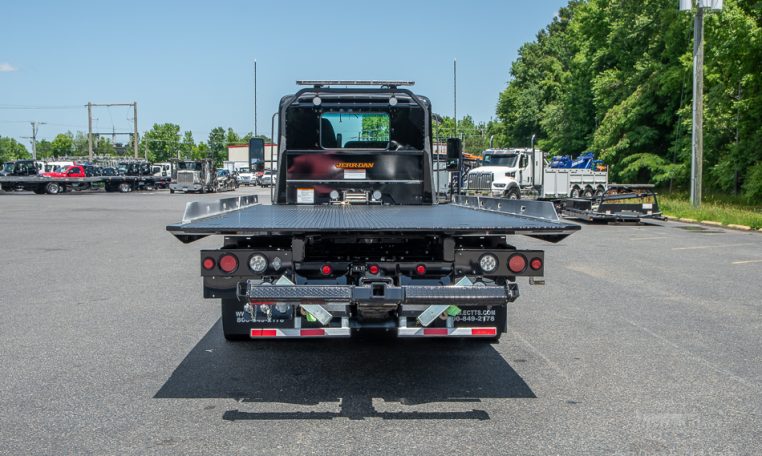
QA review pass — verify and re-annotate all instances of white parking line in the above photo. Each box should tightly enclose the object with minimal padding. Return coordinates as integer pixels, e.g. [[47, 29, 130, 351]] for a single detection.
[[672, 243, 755, 251], [631, 236, 669, 241], [732, 259, 762, 265]]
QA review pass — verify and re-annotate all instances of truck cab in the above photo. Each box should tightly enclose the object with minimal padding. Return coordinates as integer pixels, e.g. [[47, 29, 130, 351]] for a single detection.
[[466, 148, 541, 199], [4, 160, 45, 177], [169, 159, 216, 194]]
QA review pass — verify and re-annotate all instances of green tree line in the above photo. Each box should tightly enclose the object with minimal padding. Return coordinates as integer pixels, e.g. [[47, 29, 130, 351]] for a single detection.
[[496, 0, 762, 201], [1, 127, 270, 167]]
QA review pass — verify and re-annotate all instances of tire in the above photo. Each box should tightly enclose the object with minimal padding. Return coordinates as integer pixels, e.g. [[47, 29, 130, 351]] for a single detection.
[[221, 299, 250, 341], [33, 186, 45, 195], [200, 186, 206, 194], [169, 189, 175, 194], [570, 186, 581, 198], [118, 182, 131, 193], [45, 182, 62, 195], [583, 186, 594, 198], [595, 185, 605, 197], [505, 188, 521, 200]]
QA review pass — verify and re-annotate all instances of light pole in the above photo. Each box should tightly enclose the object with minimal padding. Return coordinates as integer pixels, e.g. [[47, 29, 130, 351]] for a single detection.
[[254, 60, 258, 137], [680, 0, 723, 208]]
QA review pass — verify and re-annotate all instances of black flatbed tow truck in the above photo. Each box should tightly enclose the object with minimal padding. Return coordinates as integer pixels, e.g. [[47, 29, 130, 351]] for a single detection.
[[0, 175, 167, 194], [167, 81, 579, 341]]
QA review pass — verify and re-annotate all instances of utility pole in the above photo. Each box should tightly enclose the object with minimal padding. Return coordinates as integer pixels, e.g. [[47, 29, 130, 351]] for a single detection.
[[254, 60, 258, 137], [87, 102, 94, 161], [453, 58, 457, 137], [681, 0, 723, 208], [28, 121, 46, 160], [86, 102, 138, 160], [133, 102, 139, 159], [691, 6, 704, 208]]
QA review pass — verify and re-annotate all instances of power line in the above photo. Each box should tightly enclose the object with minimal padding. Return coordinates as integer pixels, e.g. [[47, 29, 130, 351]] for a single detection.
[[0, 105, 84, 110]]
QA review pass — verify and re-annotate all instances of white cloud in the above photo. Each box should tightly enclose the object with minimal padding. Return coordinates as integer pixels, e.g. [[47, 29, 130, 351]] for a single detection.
[[0, 63, 18, 72]]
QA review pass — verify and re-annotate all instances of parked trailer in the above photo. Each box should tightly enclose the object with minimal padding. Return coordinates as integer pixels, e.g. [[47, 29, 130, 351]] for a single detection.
[[559, 184, 664, 222], [167, 81, 579, 342]]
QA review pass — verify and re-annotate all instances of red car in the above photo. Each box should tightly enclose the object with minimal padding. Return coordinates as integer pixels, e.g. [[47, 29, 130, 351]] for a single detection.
[[42, 165, 86, 178]]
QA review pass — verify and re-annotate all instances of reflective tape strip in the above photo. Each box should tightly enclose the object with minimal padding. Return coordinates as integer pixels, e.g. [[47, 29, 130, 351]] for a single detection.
[[397, 327, 497, 337], [250, 328, 351, 338]]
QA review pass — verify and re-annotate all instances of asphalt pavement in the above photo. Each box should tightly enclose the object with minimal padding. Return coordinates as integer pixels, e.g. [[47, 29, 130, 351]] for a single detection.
[[0, 186, 760, 455]]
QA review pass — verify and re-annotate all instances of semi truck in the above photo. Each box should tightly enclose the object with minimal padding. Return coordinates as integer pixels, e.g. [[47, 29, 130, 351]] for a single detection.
[[465, 148, 662, 222], [169, 159, 217, 194], [166, 81, 579, 341]]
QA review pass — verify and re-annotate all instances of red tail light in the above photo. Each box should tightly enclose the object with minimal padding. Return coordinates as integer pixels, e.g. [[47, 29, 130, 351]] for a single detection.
[[415, 264, 427, 276], [202, 257, 215, 270], [530, 258, 543, 271], [321, 264, 333, 275], [219, 254, 238, 273], [368, 264, 380, 275], [508, 254, 527, 274]]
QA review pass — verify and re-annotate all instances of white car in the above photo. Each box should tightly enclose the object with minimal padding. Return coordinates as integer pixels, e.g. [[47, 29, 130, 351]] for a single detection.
[[259, 169, 277, 187], [237, 168, 255, 186]]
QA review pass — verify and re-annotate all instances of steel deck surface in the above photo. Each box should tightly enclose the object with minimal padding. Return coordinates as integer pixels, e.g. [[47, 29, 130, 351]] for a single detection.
[[166, 203, 579, 239]]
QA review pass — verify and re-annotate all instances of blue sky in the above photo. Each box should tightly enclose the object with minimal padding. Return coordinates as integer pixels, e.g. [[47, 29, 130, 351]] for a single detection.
[[1, 0, 566, 146]]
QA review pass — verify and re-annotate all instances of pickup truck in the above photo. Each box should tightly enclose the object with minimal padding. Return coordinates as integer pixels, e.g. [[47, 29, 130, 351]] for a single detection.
[[167, 81, 579, 341]]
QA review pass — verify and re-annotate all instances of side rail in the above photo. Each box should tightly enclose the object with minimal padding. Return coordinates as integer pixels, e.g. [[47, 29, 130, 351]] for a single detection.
[[453, 195, 561, 222], [181, 195, 259, 224]]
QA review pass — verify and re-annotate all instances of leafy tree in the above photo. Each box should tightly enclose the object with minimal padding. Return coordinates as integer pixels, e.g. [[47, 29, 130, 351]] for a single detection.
[[225, 128, 242, 145], [35, 139, 54, 159], [50, 133, 75, 157], [208, 127, 226, 166], [180, 131, 195, 159], [495, 0, 762, 201], [95, 136, 115, 156], [141, 123, 181, 162], [73, 131, 89, 156], [0, 136, 29, 162], [192, 142, 210, 160]]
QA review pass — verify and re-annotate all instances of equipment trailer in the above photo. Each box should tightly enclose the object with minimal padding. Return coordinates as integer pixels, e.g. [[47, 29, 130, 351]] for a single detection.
[[167, 81, 579, 341]]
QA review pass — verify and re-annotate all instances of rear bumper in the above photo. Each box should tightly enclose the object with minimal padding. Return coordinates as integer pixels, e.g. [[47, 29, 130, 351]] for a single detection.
[[240, 281, 515, 339], [170, 183, 202, 192], [244, 282, 517, 307]]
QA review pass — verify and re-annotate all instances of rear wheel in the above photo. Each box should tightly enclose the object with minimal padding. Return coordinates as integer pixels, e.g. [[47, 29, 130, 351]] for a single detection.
[[583, 186, 594, 198], [570, 186, 581, 198], [118, 182, 131, 193], [595, 185, 605, 197], [169, 188, 175, 194], [45, 182, 62, 195]]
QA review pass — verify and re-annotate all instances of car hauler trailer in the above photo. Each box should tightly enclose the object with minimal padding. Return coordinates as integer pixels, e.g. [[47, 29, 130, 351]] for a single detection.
[[167, 81, 579, 341]]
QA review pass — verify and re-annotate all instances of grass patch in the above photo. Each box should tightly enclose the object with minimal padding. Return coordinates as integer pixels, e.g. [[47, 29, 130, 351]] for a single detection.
[[659, 193, 762, 229]]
